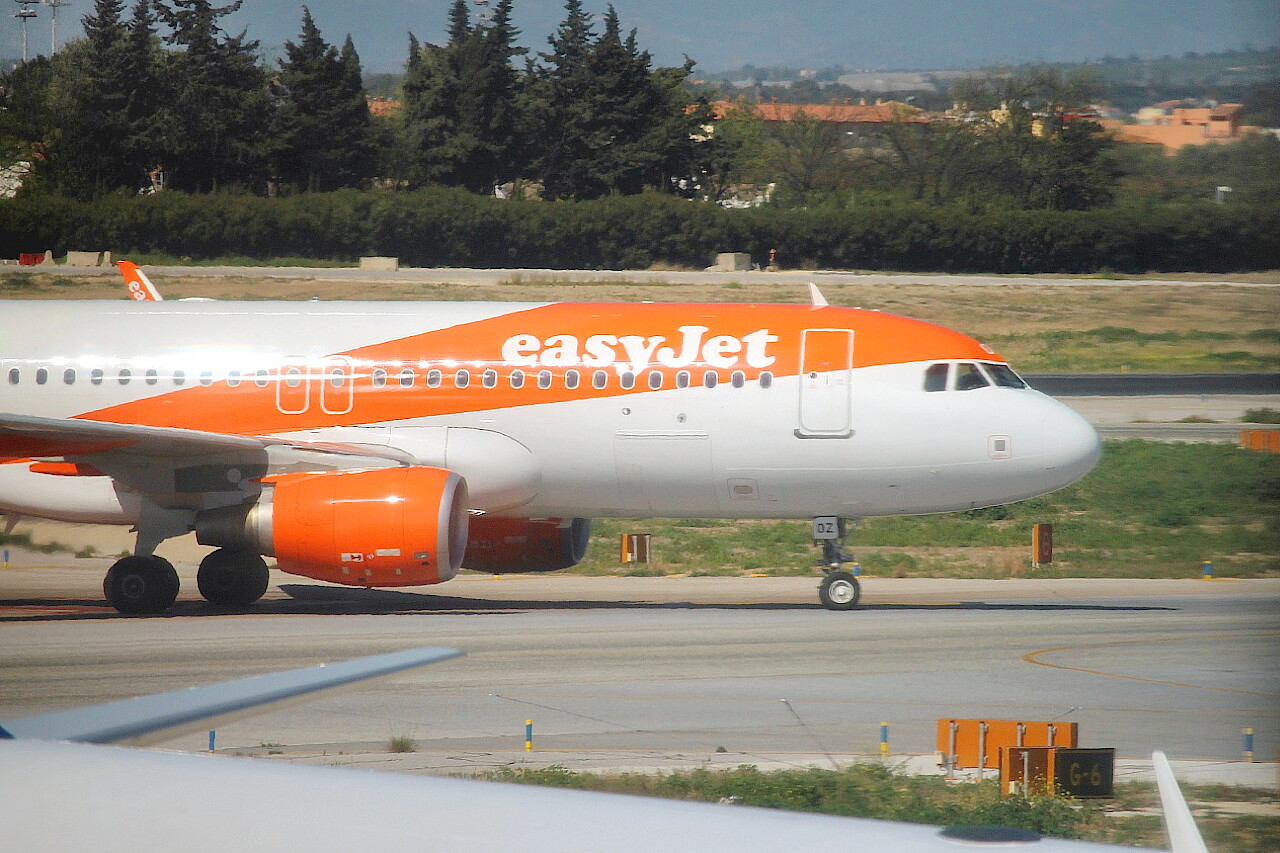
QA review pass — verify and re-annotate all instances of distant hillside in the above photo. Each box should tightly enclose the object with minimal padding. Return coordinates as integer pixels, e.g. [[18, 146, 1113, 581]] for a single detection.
[[1078, 48, 1279, 88], [704, 48, 1279, 88], [691, 48, 1280, 115]]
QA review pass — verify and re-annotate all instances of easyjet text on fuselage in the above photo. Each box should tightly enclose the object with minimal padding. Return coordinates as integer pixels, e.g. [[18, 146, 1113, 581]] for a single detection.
[[501, 325, 779, 374]]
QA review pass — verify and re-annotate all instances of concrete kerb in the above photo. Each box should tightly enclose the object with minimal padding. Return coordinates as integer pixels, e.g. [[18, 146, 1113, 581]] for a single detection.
[[708, 252, 752, 272], [64, 251, 105, 267], [261, 747, 1277, 788], [360, 256, 399, 272]]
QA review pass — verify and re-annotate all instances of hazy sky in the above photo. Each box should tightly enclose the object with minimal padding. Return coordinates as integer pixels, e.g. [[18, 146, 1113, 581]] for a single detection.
[[6, 0, 1278, 73]]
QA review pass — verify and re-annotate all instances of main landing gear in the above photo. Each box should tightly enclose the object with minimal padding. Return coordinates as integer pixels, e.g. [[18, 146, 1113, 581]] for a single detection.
[[813, 516, 861, 611], [103, 555, 179, 615], [197, 548, 270, 608], [102, 548, 270, 614]]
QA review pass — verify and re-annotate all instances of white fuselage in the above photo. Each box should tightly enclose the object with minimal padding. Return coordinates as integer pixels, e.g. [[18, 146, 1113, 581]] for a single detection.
[[0, 300, 1100, 524]]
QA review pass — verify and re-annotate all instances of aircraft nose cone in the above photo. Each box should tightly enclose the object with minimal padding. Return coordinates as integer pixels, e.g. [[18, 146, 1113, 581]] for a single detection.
[[1042, 403, 1101, 490]]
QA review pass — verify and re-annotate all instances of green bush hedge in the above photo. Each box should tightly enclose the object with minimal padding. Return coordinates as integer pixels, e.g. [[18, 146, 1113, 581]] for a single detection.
[[2, 188, 1277, 272]]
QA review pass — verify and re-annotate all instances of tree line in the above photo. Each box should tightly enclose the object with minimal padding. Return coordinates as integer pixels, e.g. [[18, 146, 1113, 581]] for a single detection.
[[0, 0, 1275, 272], [4, 186, 1277, 272], [0, 0, 708, 200]]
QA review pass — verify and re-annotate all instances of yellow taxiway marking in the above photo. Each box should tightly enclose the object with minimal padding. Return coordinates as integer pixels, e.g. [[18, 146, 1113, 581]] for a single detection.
[[1023, 633, 1280, 697]]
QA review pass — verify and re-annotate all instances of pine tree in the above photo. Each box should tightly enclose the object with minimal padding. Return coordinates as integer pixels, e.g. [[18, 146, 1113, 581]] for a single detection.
[[400, 33, 465, 186], [471, 0, 524, 186], [400, 0, 525, 191], [446, 0, 470, 43], [121, 0, 164, 186], [529, 2, 706, 200], [270, 7, 373, 191], [41, 0, 139, 195], [154, 0, 268, 192], [528, 0, 601, 199]]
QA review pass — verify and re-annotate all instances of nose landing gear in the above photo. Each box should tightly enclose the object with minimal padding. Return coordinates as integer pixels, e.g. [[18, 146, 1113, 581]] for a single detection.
[[813, 517, 861, 611]]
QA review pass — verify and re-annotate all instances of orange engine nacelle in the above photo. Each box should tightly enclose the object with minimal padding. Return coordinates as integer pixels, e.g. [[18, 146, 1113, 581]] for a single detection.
[[462, 516, 592, 574], [258, 467, 469, 587]]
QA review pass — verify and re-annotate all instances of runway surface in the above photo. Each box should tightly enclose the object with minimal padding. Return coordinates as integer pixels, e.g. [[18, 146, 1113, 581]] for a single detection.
[[1, 567, 1276, 778]]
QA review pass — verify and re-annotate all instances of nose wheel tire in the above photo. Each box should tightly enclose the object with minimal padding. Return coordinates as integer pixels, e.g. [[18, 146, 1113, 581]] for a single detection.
[[104, 555, 180, 614], [818, 571, 860, 610], [198, 548, 270, 607]]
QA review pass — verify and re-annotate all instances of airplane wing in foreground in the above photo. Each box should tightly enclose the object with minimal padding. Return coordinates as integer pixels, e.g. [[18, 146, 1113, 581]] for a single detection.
[[0, 647, 1144, 853], [0, 647, 464, 746], [1154, 750, 1209, 853]]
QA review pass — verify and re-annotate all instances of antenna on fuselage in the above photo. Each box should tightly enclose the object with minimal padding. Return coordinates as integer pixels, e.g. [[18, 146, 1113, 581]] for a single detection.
[[807, 282, 829, 307]]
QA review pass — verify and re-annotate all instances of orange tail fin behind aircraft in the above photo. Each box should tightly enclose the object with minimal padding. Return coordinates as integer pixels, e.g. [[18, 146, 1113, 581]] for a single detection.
[[118, 260, 163, 301]]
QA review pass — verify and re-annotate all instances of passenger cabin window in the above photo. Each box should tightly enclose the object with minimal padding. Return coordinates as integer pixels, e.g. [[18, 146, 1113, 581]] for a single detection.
[[372, 368, 387, 388], [620, 371, 636, 390], [91, 368, 104, 385], [923, 363, 949, 392], [426, 369, 442, 388], [7, 368, 18, 385], [200, 371, 214, 387], [226, 370, 241, 388], [173, 370, 185, 386], [146, 368, 160, 386], [703, 371, 718, 389], [982, 362, 1027, 389], [537, 370, 552, 389], [759, 371, 773, 389], [455, 369, 470, 389], [119, 368, 133, 385], [63, 368, 76, 385], [482, 369, 497, 388], [955, 363, 989, 391], [592, 370, 607, 390], [36, 367, 48, 385], [676, 370, 690, 389], [731, 371, 745, 389], [399, 369, 415, 388], [648, 371, 663, 390], [510, 369, 525, 389], [565, 370, 580, 390]]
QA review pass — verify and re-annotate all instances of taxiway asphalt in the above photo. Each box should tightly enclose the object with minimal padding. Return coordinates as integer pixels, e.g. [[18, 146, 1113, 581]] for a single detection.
[[1, 567, 1275, 780]]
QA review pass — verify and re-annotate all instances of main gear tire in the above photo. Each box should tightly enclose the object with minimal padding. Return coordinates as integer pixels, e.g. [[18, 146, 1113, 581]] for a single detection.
[[104, 555, 180, 614], [197, 549, 270, 607]]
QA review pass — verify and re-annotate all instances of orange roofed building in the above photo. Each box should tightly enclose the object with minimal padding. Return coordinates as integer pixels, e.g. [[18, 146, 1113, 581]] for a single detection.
[[711, 98, 928, 128], [1098, 102, 1260, 155], [366, 97, 401, 118]]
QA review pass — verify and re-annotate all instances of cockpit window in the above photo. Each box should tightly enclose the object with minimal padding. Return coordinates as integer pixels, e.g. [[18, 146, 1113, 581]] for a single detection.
[[923, 363, 949, 392], [955, 363, 989, 391], [982, 362, 1027, 389]]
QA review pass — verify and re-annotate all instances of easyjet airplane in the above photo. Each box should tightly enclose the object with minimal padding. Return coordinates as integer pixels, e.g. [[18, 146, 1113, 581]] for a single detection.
[[0, 267, 1100, 614]]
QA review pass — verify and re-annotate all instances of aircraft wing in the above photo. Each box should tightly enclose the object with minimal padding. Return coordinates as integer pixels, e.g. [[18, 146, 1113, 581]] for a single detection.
[[0, 739, 1137, 853], [0, 648, 1146, 853], [0, 647, 464, 746], [0, 411, 265, 459], [0, 412, 412, 464]]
